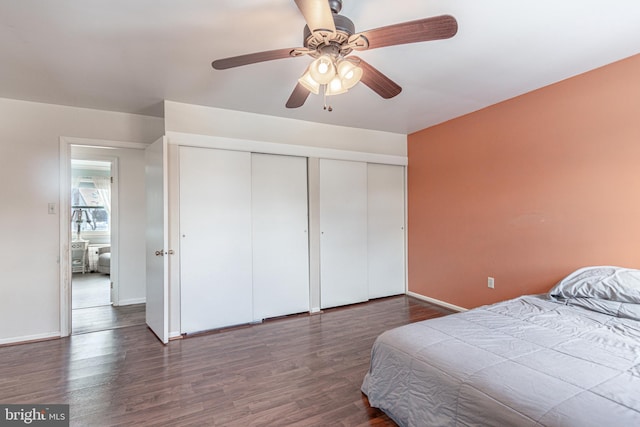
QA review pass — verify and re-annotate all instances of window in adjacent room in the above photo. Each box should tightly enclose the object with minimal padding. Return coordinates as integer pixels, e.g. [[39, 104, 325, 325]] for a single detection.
[[71, 160, 111, 240]]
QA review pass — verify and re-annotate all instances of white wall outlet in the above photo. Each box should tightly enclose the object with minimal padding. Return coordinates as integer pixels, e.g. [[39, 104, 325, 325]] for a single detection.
[[488, 277, 495, 289], [48, 203, 57, 214]]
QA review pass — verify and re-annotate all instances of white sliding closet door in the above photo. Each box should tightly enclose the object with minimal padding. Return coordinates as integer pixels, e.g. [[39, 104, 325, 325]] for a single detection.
[[180, 147, 253, 334], [252, 153, 309, 321], [319, 159, 368, 309], [368, 163, 406, 299]]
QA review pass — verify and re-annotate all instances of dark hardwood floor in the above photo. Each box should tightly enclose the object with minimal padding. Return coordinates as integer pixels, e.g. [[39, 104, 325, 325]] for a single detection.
[[72, 303, 146, 335], [0, 296, 453, 426], [72, 273, 146, 334]]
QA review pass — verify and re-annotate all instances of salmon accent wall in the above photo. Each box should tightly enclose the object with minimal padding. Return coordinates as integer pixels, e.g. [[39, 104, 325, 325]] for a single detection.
[[407, 53, 640, 309]]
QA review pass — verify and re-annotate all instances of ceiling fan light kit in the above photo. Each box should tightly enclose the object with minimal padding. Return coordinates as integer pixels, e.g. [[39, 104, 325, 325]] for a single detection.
[[309, 55, 337, 84], [337, 59, 362, 89], [211, 0, 458, 110], [298, 68, 321, 94], [326, 75, 347, 96], [302, 55, 363, 98]]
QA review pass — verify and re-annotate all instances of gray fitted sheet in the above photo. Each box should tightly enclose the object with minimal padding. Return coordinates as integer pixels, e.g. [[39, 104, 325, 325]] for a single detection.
[[362, 295, 640, 426]]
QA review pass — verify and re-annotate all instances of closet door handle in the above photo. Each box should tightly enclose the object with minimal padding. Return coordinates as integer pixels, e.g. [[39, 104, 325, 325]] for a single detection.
[[155, 250, 164, 257]]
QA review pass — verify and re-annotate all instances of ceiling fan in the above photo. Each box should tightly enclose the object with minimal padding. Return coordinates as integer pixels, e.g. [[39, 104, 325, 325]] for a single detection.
[[211, 0, 457, 110]]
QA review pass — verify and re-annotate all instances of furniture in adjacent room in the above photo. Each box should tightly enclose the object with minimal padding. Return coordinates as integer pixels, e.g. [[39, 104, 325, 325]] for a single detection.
[[96, 246, 110, 275], [362, 266, 640, 426], [87, 243, 110, 272], [70, 240, 88, 274]]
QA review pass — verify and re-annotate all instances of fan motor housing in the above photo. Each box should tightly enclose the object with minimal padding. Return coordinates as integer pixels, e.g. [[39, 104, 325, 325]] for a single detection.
[[328, 0, 342, 14], [303, 14, 355, 56]]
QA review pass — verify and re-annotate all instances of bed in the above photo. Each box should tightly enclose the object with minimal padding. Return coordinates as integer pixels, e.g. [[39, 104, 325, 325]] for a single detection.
[[362, 266, 640, 426]]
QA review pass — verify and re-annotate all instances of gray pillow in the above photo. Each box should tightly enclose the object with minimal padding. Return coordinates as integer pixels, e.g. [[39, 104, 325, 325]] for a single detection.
[[549, 266, 640, 304]]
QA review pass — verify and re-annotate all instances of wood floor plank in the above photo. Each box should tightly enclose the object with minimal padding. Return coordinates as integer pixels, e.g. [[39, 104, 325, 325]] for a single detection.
[[71, 272, 146, 335], [0, 295, 453, 426], [72, 303, 146, 335]]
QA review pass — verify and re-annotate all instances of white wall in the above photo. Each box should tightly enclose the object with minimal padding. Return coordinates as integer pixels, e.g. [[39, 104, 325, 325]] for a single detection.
[[0, 95, 403, 344], [71, 146, 147, 306], [0, 97, 163, 344], [163, 100, 407, 337]]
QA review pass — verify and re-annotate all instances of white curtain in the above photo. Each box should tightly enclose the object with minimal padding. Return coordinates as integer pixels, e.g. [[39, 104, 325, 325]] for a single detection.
[[71, 175, 82, 206], [92, 176, 111, 215]]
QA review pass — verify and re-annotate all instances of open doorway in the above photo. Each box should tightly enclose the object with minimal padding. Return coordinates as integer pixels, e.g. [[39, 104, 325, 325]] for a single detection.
[[69, 153, 144, 334], [70, 159, 113, 333], [60, 139, 149, 338]]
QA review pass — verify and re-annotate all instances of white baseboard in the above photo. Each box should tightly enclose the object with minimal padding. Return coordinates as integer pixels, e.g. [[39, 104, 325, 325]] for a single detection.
[[169, 331, 182, 340], [310, 307, 321, 314], [0, 331, 60, 346], [117, 298, 146, 306], [406, 291, 468, 312]]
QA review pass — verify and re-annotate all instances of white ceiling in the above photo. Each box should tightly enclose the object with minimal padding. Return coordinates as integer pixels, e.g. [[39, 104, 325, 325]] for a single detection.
[[1, 0, 640, 134]]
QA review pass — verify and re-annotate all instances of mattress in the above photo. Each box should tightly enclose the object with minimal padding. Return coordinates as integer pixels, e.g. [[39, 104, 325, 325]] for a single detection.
[[362, 267, 640, 426]]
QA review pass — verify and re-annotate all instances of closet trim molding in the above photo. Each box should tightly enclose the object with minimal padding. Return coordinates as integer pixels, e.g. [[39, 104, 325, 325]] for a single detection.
[[165, 131, 407, 166]]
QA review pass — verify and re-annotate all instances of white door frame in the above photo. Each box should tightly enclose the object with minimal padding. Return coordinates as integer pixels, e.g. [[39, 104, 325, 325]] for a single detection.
[[58, 136, 147, 337]]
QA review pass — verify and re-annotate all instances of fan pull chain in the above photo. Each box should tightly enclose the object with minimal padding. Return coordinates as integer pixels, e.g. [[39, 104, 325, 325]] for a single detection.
[[323, 85, 333, 112]]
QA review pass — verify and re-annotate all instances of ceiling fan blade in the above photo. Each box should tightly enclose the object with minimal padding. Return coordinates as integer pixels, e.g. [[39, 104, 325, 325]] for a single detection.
[[351, 56, 402, 99], [286, 83, 311, 108], [355, 15, 458, 50], [294, 0, 336, 37], [212, 48, 297, 70]]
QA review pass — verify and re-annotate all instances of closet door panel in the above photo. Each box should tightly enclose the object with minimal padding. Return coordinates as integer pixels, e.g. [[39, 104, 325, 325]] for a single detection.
[[179, 147, 253, 334], [252, 154, 310, 320], [319, 159, 368, 309], [368, 163, 406, 298]]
